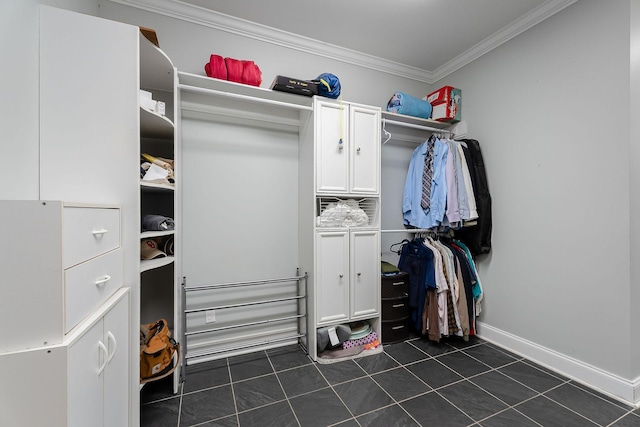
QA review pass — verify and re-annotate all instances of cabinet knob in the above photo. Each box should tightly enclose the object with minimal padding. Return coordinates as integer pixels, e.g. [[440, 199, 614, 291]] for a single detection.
[[357, 147, 361, 153], [357, 272, 362, 277], [339, 274, 343, 278], [338, 145, 344, 150]]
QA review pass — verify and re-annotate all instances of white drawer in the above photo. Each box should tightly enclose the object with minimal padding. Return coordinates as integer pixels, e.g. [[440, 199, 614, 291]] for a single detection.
[[64, 248, 123, 334], [63, 206, 120, 268]]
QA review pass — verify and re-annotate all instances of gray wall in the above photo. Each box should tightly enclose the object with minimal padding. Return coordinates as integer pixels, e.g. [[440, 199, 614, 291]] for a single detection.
[[5, 0, 640, 402], [441, 0, 638, 382], [96, 1, 432, 108]]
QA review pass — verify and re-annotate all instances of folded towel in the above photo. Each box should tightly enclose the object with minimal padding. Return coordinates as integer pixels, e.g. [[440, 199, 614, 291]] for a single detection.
[[386, 91, 433, 119]]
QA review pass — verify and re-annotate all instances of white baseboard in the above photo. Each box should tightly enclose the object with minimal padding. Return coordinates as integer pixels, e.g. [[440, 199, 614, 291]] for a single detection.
[[476, 321, 640, 407]]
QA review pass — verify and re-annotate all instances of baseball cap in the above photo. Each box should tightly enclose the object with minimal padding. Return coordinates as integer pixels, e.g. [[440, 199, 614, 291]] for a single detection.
[[140, 239, 167, 260]]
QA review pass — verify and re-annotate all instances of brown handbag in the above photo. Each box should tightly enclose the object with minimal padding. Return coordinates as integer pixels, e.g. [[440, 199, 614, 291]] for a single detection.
[[140, 319, 179, 383]]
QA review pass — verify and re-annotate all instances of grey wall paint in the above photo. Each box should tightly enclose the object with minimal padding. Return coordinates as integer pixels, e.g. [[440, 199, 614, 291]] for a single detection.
[[630, 0, 640, 378], [6, 0, 639, 388], [97, 1, 433, 109], [441, 0, 636, 379], [99, 0, 639, 382]]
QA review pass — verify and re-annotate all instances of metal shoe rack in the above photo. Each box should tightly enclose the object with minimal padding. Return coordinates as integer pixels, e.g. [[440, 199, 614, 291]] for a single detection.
[[180, 272, 308, 379]]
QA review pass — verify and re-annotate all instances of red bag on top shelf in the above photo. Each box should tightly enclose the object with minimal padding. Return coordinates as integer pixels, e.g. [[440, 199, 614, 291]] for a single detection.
[[241, 60, 262, 87], [224, 57, 244, 83], [204, 54, 227, 80]]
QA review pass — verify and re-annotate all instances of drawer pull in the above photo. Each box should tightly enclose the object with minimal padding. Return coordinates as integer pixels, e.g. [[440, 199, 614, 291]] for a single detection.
[[392, 325, 405, 330], [97, 340, 108, 375], [95, 275, 111, 286], [392, 282, 405, 286], [92, 228, 109, 236], [392, 304, 405, 308], [106, 331, 117, 364]]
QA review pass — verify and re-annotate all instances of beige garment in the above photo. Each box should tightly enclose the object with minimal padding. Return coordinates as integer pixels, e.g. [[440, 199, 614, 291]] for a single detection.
[[454, 259, 471, 338]]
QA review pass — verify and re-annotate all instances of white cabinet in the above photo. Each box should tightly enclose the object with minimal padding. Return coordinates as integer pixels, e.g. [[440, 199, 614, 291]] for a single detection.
[[316, 230, 380, 324], [0, 290, 130, 427], [69, 291, 130, 427], [315, 99, 380, 194], [299, 97, 382, 362], [0, 201, 123, 352]]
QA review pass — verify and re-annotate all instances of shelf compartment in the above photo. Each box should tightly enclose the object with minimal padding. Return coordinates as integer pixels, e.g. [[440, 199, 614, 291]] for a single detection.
[[140, 106, 174, 138], [140, 255, 175, 273], [316, 197, 379, 228]]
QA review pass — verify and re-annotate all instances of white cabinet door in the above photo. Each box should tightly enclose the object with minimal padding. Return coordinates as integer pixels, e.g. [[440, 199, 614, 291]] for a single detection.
[[68, 318, 105, 427], [349, 105, 380, 194], [316, 101, 349, 193], [40, 6, 138, 205], [68, 292, 129, 427], [350, 230, 380, 319], [104, 294, 130, 427], [316, 231, 350, 324]]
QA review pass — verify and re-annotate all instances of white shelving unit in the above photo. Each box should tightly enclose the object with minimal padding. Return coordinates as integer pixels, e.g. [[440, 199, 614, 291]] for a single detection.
[[139, 32, 180, 393]]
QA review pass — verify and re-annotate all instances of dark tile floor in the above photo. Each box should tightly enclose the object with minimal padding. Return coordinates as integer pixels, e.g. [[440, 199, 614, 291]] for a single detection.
[[140, 336, 640, 426]]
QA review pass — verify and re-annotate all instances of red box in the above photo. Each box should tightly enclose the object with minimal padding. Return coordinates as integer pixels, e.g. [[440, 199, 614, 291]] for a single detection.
[[423, 86, 461, 122]]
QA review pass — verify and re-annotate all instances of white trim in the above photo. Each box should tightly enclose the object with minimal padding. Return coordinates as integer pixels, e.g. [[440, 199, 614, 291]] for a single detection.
[[107, 0, 576, 84], [431, 0, 578, 82], [477, 321, 640, 408]]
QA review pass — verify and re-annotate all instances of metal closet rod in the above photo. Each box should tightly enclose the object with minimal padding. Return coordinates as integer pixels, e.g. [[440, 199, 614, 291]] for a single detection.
[[382, 228, 435, 233], [178, 83, 314, 112], [383, 118, 454, 134]]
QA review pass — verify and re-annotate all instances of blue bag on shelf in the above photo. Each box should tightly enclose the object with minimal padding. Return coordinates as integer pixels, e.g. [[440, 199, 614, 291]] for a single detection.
[[313, 73, 341, 99], [386, 91, 433, 119]]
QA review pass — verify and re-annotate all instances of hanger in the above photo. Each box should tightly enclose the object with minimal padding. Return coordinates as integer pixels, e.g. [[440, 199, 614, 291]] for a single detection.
[[389, 239, 410, 255], [382, 118, 392, 145]]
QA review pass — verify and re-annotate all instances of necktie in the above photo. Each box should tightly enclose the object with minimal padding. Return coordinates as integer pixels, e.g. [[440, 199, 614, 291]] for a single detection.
[[421, 137, 436, 210]]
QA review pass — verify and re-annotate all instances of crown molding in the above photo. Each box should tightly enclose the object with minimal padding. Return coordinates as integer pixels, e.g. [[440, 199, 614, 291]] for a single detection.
[[431, 0, 578, 82], [108, 0, 575, 85]]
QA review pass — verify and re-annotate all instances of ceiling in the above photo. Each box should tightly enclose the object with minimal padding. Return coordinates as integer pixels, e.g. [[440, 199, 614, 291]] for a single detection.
[[113, 0, 577, 83]]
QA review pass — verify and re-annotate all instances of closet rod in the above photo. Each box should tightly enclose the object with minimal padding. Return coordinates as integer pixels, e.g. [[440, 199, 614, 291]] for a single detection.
[[381, 229, 434, 233], [178, 84, 314, 112], [184, 274, 306, 292], [186, 334, 306, 360], [185, 314, 305, 337], [185, 295, 305, 314], [383, 118, 454, 134]]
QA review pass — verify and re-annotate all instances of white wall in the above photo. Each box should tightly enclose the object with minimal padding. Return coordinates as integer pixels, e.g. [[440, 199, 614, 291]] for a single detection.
[[0, 0, 99, 200], [441, 0, 638, 392]]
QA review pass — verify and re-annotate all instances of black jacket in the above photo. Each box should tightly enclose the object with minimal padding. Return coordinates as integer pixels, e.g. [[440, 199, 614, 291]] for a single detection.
[[455, 139, 492, 256]]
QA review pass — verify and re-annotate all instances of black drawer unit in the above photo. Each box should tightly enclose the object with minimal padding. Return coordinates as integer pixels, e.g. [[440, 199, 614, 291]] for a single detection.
[[381, 271, 411, 344]]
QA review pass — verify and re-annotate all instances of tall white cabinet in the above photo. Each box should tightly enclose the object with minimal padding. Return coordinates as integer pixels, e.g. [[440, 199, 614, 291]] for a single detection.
[[300, 98, 381, 361], [0, 6, 179, 426]]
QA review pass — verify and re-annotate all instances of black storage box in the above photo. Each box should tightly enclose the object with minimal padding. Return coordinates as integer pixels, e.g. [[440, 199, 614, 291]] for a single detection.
[[270, 75, 318, 96]]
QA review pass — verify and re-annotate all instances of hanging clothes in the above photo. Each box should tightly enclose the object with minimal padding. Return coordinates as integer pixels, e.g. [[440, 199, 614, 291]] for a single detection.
[[455, 139, 492, 256], [402, 137, 448, 229], [396, 236, 481, 342]]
